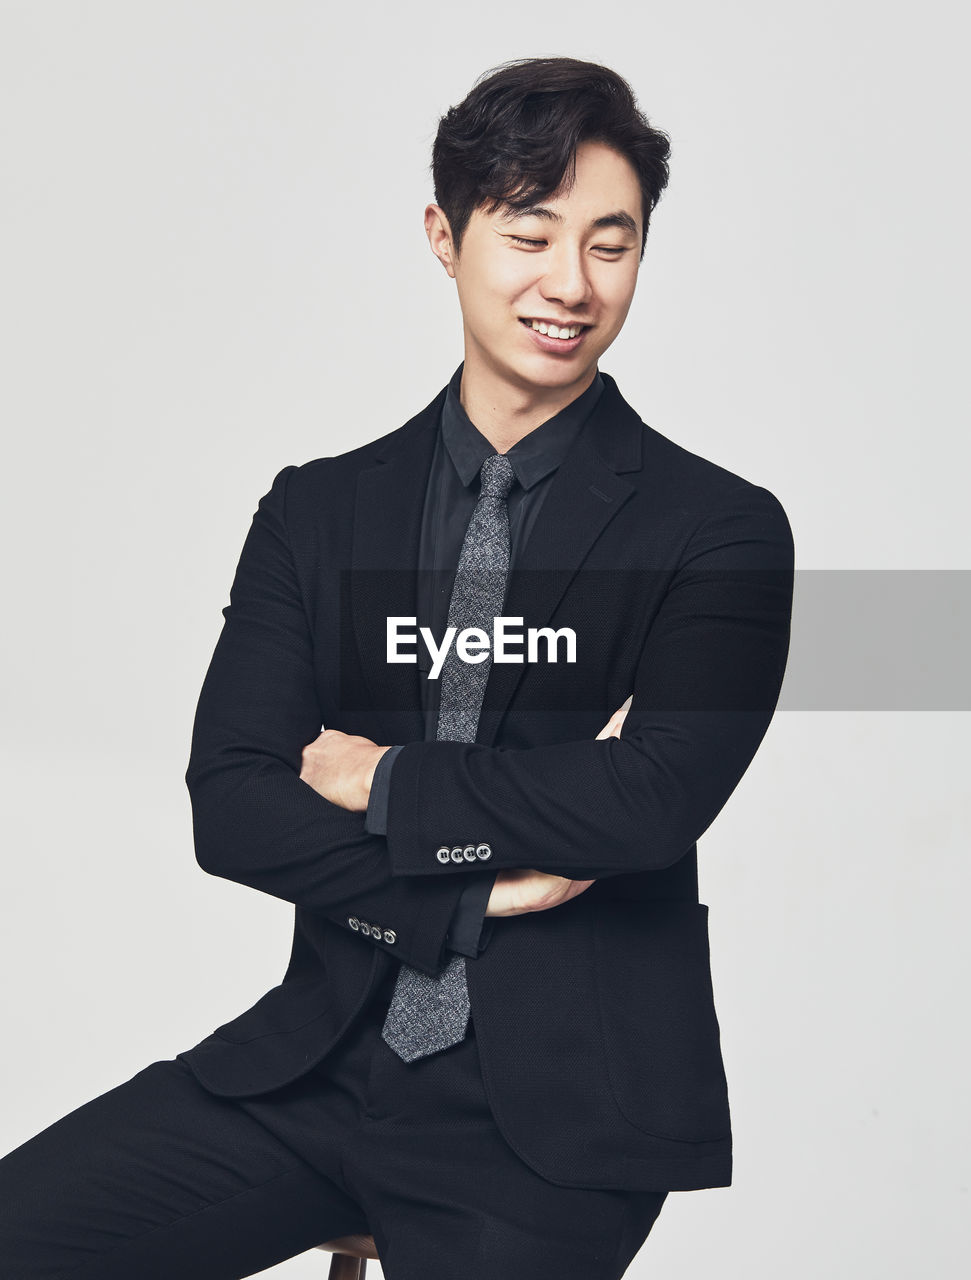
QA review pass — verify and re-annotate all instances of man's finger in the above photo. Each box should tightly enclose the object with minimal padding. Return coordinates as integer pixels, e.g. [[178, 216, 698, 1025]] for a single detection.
[[595, 693, 633, 739]]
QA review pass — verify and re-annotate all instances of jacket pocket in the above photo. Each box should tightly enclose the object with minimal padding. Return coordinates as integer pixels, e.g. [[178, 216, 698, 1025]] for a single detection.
[[592, 899, 731, 1142]]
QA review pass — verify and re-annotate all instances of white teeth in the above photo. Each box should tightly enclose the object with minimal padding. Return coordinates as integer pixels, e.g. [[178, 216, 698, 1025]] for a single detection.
[[527, 319, 582, 339]]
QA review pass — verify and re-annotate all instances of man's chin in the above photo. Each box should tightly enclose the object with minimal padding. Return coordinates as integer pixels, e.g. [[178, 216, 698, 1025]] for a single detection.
[[502, 351, 601, 396], [464, 341, 600, 400]]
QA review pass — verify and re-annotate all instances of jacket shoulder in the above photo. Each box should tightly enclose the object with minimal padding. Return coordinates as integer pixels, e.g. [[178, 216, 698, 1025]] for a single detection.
[[283, 391, 442, 509], [627, 419, 790, 564], [597, 373, 790, 526], [641, 418, 783, 509]]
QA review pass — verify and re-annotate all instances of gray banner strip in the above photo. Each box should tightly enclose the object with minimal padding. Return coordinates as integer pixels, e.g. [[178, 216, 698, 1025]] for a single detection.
[[781, 570, 971, 710]]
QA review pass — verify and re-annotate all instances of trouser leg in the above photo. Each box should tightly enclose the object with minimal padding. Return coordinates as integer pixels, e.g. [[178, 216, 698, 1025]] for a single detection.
[[0, 1056, 369, 1280]]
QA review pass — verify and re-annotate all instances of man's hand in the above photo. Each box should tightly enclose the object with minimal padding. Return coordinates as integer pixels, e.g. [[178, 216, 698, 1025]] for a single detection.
[[484, 694, 633, 918], [300, 729, 390, 812], [483, 867, 597, 918]]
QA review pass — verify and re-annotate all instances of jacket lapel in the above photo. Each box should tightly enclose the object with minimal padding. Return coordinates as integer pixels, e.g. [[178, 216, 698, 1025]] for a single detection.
[[349, 389, 444, 744]]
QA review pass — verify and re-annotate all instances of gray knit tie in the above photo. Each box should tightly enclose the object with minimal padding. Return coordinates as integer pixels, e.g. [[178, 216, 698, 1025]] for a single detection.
[[381, 452, 516, 1062]]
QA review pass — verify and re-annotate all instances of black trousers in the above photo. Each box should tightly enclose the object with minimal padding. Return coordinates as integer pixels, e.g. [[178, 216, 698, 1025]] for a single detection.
[[0, 966, 667, 1279]]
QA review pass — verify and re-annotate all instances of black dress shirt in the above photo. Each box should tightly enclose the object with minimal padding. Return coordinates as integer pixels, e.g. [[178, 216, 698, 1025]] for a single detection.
[[365, 360, 605, 955]]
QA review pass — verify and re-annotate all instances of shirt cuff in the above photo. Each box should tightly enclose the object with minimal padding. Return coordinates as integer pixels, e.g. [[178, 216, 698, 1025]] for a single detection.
[[364, 745, 404, 836], [444, 871, 496, 957]]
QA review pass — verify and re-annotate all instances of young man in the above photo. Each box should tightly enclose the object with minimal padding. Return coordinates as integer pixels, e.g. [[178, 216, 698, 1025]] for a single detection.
[[0, 57, 793, 1279]]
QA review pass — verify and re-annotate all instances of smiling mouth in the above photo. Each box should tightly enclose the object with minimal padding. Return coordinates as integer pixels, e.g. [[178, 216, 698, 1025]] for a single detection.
[[518, 317, 591, 340]]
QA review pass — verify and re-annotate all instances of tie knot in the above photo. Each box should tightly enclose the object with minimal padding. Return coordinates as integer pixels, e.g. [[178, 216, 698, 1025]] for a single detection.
[[479, 452, 516, 501]]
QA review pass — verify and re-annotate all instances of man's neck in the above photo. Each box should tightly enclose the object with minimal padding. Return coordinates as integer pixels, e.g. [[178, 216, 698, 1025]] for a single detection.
[[459, 357, 598, 454]]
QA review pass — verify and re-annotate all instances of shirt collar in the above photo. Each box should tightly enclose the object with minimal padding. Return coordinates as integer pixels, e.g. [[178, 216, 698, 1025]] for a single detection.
[[441, 361, 605, 492]]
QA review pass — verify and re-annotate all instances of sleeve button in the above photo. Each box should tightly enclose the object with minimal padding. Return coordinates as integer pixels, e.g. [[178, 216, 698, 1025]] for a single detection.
[[476, 843, 492, 860]]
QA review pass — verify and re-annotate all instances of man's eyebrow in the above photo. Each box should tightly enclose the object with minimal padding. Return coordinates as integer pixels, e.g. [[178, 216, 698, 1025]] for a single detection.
[[498, 204, 639, 236]]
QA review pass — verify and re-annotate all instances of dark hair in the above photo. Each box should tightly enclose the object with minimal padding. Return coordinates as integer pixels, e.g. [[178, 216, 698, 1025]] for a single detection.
[[431, 57, 671, 261]]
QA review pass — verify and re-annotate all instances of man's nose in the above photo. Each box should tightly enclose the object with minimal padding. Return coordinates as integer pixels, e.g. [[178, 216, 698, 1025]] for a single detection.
[[539, 245, 592, 310]]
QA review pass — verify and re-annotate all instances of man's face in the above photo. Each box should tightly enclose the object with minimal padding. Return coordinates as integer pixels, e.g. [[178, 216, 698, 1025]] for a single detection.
[[429, 140, 644, 399]]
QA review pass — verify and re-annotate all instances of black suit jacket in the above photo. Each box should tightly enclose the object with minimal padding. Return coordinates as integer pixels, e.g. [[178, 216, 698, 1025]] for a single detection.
[[177, 372, 794, 1193]]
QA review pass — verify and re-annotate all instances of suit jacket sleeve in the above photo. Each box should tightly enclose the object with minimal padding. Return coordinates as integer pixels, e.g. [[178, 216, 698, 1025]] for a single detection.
[[367, 746, 495, 956], [184, 464, 470, 976], [384, 483, 795, 881]]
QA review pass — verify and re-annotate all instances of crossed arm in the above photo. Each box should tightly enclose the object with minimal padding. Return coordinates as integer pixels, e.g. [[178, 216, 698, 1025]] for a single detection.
[[298, 698, 634, 918], [185, 464, 793, 971]]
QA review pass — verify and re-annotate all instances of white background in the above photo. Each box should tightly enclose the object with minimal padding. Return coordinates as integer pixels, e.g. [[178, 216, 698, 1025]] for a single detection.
[[1, 2, 968, 1276]]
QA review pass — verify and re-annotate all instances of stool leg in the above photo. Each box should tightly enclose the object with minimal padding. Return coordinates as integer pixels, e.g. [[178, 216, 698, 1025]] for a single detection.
[[328, 1256, 367, 1279]]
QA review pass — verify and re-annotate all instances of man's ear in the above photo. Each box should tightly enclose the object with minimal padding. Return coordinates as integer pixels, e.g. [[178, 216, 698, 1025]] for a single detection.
[[424, 204, 457, 279]]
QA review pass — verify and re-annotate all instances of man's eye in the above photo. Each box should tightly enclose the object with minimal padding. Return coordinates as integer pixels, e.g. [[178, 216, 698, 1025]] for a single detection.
[[508, 236, 629, 256]]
